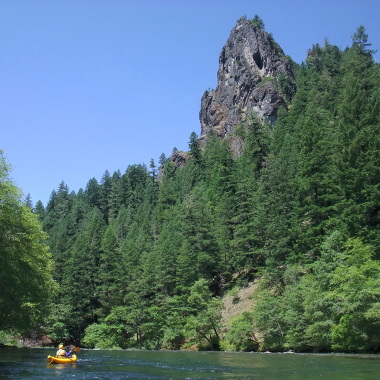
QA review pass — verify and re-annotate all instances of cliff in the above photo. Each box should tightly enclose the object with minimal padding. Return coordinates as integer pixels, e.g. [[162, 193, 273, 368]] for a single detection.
[[199, 17, 295, 155]]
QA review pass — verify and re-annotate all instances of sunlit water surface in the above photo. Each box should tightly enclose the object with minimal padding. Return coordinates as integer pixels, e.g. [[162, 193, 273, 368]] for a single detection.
[[1, 348, 380, 379]]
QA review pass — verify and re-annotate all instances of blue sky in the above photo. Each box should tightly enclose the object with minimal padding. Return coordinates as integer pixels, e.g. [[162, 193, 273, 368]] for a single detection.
[[1, 0, 379, 206]]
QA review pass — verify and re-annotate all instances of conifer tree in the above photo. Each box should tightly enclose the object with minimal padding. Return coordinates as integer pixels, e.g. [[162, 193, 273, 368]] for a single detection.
[[338, 27, 380, 251], [34, 200, 45, 218], [60, 207, 106, 338], [99, 170, 112, 222], [97, 225, 124, 317]]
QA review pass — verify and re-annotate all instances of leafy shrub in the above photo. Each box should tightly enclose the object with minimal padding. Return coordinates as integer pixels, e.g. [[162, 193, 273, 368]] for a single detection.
[[224, 312, 259, 351], [82, 323, 118, 349]]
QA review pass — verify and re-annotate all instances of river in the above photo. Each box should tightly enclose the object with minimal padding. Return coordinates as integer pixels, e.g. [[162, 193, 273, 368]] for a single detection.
[[1, 348, 380, 379]]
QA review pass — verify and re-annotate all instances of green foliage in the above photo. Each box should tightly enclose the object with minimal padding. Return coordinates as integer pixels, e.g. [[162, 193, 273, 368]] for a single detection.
[[257, 76, 274, 87], [330, 238, 380, 352], [249, 15, 265, 30], [0, 150, 56, 334], [223, 312, 259, 351], [44, 303, 73, 343], [352, 25, 376, 56], [188, 131, 202, 165], [254, 236, 380, 352], [0, 330, 22, 346], [253, 283, 287, 351], [82, 323, 118, 349], [184, 279, 223, 350], [275, 72, 296, 103]]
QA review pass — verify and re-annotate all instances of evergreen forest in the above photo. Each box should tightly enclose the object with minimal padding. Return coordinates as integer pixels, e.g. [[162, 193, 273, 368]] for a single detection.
[[1, 22, 380, 353]]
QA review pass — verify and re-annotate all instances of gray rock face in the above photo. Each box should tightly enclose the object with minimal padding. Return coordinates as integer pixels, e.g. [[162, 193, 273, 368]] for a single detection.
[[168, 150, 189, 168], [156, 150, 189, 181], [199, 18, 295, 155]]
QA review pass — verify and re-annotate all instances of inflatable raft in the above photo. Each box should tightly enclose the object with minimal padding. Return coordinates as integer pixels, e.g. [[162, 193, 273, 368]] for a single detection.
[[47, 354, 77, 364]]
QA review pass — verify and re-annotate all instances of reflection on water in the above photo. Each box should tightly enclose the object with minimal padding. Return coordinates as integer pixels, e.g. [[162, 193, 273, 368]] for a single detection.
[[46, 363, 77, 369], [1, 348, 380, 379]]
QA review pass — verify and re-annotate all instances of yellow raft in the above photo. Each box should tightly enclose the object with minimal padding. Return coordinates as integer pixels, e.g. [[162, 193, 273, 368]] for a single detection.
[[47, 354, 77, 364]]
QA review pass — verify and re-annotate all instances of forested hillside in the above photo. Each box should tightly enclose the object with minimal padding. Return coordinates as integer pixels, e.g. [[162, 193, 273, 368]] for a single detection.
[[2, 18, 380, 352]]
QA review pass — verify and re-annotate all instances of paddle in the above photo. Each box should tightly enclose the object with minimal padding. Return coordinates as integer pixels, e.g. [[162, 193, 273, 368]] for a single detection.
[[47, 356, 55, 365]]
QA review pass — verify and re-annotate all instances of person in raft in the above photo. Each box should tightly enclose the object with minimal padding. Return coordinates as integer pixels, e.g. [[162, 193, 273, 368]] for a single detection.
[[65, 348, 73, 357], [56, 344, 66, 357]]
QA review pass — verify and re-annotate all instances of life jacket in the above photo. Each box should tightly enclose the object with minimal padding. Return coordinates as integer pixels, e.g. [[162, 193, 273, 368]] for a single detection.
[[56, 349, 66, 357]]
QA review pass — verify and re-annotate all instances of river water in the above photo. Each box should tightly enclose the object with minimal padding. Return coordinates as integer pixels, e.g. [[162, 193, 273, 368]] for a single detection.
[[1, 348, 380, 379]]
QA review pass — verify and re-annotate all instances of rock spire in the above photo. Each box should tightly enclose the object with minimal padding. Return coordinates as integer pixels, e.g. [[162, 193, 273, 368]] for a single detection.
[[199, 17, 295, 155]]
